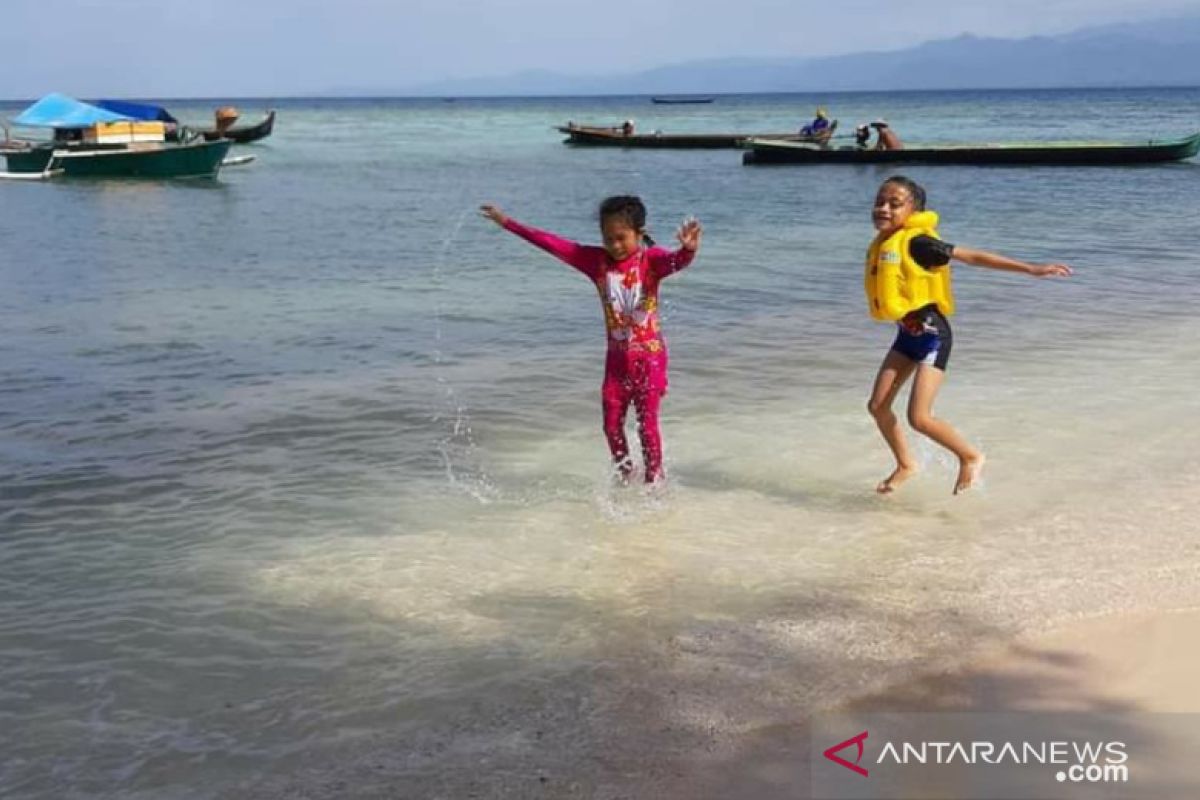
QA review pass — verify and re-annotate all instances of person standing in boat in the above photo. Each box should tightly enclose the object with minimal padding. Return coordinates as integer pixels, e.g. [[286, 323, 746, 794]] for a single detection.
[[480, 197, 702, 484], [871, 119, 903, 151], [864, 176, 1072, 494]]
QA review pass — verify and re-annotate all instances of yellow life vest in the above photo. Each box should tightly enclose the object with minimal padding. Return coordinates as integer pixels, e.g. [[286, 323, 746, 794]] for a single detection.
[[864, 210, 955, 321]]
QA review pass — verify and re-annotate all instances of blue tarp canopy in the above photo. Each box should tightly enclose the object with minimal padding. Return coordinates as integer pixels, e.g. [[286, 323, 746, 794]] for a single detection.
[[12, 93, 134, 129], [95, 99, 177, 124]]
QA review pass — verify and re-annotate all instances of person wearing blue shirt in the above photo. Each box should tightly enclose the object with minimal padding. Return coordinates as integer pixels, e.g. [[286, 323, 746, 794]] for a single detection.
[[800, 107, 831, 138]]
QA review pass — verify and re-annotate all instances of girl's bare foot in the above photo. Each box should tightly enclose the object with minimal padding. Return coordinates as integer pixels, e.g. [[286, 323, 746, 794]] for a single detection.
[[954, 453, 986, 495], [876, 464, 917, 494]]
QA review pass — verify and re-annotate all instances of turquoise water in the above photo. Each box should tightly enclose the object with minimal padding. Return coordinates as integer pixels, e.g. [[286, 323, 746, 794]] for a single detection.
[[2, 88, 1200, 798]]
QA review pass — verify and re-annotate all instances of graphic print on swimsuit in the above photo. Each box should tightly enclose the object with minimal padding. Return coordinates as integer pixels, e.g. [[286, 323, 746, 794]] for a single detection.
[[605, 268, 646, 343]]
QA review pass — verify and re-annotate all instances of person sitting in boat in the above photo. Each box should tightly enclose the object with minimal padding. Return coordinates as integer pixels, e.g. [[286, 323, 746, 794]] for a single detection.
[[871, 119, 903, 151], [855, 123, 872, 149], [800, 107, 831, 138], [621, 119, 635, 136]]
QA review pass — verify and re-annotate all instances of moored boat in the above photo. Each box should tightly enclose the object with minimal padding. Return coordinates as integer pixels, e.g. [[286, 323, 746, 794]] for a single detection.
[[1, 94, 233, 179], [206, 110, 275, 144], [3, 138, 233, 179], [741, 133, 1200, 166], [558, 122, 834, 149], [650, 96, 715, 104]]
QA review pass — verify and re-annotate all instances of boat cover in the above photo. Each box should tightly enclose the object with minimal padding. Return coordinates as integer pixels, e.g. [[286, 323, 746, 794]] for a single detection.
[[95, 99, 178, 124], [13, 94, 134, 129]]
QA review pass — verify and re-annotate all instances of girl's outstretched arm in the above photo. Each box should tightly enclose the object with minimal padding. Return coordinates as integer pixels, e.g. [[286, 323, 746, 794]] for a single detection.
[[951, 245, 1073, 278], [479, 204, 603, 278], [650, 217, 703, 278], [479, 205, 509, 227], [677, 217, 702, 252]]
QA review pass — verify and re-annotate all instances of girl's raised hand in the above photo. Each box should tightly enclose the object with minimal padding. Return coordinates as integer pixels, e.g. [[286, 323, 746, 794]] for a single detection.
[[479, 204, 508, 226], [1030, 263, 1073, 278], [676, 216, 703, 251]]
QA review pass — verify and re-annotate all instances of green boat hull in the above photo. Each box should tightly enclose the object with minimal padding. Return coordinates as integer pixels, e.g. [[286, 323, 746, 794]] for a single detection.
[[2, 147, 56, 174], [3, 139, 233, 178], [742, 133, 1200, 166]]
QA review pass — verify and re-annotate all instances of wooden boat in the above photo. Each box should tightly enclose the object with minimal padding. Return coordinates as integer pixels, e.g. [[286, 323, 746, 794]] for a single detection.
[[2, 94, 233, 179], [219, 110, 275, 144], [651, 96, 715, 104], [558, 123, 833, 149], [742, 133, 1200, 166], [201, 110, 275, 144], [3, 138, 233, 179]]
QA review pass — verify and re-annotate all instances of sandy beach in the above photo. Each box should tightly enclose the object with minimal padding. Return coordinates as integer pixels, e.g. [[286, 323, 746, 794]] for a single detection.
[[848, 608, 1200, 714], [678, 608, 1200, 800]]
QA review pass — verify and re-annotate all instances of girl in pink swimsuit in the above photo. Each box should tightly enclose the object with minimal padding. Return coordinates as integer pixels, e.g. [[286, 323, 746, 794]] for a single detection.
[[481, 196, 702, 483]]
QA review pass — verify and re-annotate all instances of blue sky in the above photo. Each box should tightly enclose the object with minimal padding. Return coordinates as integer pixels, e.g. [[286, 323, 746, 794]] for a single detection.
[[0, 0, 1193, 98]]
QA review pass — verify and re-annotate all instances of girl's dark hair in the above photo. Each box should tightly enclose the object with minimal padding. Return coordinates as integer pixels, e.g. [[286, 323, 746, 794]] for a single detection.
[[881, 175, 927, 211], [599, 195, 655, 246]]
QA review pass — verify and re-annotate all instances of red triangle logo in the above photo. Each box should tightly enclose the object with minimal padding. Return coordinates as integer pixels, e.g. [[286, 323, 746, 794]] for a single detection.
[[823, 730, 869, 777]]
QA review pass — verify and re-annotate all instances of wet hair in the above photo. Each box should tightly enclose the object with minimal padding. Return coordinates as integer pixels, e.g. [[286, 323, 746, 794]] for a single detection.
[[599, 195, 655, 246], [881, 175, 927, 211]]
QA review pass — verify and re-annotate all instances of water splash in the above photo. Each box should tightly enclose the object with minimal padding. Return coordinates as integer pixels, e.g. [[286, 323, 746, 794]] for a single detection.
[[431, 206, 499, 504], [593, 461, 675, 522]]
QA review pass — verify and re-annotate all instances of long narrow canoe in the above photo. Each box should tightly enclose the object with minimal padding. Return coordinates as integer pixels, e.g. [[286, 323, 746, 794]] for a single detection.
[[558, 125, 821, 149], [742, 133, 1200, 166], [204, 110, 276, 144], [651, 96, 715, 104]]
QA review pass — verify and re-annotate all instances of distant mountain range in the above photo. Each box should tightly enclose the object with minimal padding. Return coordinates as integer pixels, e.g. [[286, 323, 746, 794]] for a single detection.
[[393, 15, 1200, 96]]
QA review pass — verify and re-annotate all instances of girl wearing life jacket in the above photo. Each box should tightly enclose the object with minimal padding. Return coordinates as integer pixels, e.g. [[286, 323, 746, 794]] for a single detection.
[[480, 197, 702, 484], [864, 176, 1072, 495]]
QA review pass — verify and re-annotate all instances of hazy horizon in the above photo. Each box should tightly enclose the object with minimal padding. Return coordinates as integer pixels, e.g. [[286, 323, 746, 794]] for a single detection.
[[5, 86, 1200, 106], [0, 0, 1195, 99]]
